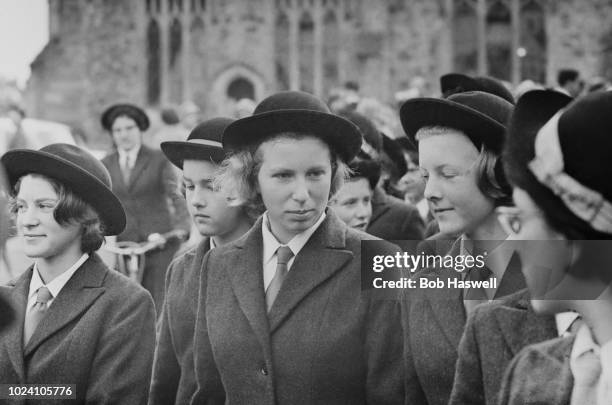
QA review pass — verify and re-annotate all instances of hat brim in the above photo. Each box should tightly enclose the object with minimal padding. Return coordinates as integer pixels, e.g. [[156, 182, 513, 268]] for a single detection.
[[101, 104, 150, 132], [161, 141, 227, 169], [222, 110, 362, 163], [400, 98, 506, 153], [2, 150, 126, 235]]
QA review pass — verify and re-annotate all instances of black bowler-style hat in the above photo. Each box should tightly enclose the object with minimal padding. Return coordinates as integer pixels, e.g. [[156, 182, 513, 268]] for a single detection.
[[101, 103, 150, 132], [440, 73, 515, 104], [161, 117, 234, 169], [400, 91, 514, 153], [1, 143, 126, 235], [348, 159, 382, 191], [222, 91, 363, 163]]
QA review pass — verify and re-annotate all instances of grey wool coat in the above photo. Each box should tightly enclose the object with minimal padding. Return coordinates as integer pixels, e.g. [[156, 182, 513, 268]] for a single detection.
[[402, 239, 526, 405], [448, 289, 558, 405], [191, 211, 405, 405], [149, 237, 225, 405], [497, 336, 574, 405], [0, 254, 156, 405], [367, 187, 424, 242]]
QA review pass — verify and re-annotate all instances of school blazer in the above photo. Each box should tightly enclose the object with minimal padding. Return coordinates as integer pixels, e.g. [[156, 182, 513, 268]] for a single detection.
[[192, 211, 404, 405], [0, 254, 156, 405], [498, 336, 574, 405], [402, 239, 526, 405], [101, 145, 189, 242], [367, 187, 424, 241], [149, 238, 225, 405], [448, 289, 558, 405]]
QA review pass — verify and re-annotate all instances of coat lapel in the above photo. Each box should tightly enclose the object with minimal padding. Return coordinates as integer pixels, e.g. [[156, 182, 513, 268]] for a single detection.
[[422, 238, 466, 349], [495, 290, 558, 356], [23, 256, 107, 357], [268, 212, 353, 333], [224, 219, 272, 354], [3, 269, 32, 381], [128, 146, 151, 189], [369, 187, 390, 224], [493, 252, 526, 299]]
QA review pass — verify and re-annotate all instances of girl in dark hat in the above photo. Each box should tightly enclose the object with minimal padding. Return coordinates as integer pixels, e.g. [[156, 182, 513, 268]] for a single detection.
[[0, 143, 155, 404], [149, 118, 255, 405], [399, 91, 522, 405], [449, 89, 574, 405], [100, 103, 190, 315], [191, 91, 404, 404], [497, 89, 612, 405], [329, 159, 380, 232]]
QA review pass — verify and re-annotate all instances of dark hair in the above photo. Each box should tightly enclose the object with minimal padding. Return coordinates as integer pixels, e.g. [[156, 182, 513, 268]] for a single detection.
[[161, 108, 180, 125], [557, 69, 579, 87], [109, 111, 146, 131], [10, 174, 106, 254], [348, 159, 381, 191]]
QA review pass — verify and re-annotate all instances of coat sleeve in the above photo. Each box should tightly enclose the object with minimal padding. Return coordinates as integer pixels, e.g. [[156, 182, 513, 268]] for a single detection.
[[365, 294, 405, 404], [401, 294, 428, 405], [449, 305, 486, 405], [148, 261, 180, 405], [86, 287, 156, 405], [496, 349, 525, 405]]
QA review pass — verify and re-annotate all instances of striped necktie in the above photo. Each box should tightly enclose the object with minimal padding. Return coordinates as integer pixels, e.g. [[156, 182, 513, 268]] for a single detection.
[[23, 286, 53, 346], [265, 246, 294, 312]]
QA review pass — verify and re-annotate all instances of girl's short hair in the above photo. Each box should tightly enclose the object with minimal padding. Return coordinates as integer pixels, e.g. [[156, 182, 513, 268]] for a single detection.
[[416, 126, 512, 206], [215, 132, 350, 215], [10, 174, 105, 254]]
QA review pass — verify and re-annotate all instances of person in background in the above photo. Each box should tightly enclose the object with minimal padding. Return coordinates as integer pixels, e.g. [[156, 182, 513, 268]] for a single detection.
[[180, 101, 202, 132], [399, 90, 522, 405], [0, 143, 155, 404], [191, 91, 404, 404], [149, 117, 255, 405], [147, 107, 189, 150], [555, 68, 584, 98], [329, 159, 381, 232], [100, 103, 190, 315], [0, 163, 15, 331], [339, 110, 424, 242], [449, 89, 574, 405], [497, 89, 612, 405]]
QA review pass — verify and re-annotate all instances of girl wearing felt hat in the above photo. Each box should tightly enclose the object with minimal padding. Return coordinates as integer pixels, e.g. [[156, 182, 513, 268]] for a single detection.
[[0, 144, 155, 404], [399, 91, 524, 405], [149, 118, 255, 405], [191, 91, 404, 404], [100, 103, 190, 315], [497, 90, 612, 405]]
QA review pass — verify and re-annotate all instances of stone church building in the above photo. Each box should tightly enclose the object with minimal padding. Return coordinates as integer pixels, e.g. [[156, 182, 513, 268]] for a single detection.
[[24, 0, 612, 144]]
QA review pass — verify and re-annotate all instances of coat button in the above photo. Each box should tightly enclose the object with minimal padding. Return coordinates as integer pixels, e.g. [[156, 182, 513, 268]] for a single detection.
[[260, 366, 268, 376]]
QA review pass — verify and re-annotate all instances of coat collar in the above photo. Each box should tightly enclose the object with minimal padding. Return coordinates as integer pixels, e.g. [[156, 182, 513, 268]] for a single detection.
[[423, 238, 526, 349], [494, 289, 558, 355], [225, 210, 353, 344]]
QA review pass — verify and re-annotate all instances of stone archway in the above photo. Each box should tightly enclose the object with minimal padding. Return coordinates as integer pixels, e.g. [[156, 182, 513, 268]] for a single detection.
[[210, 64, 266, 117]]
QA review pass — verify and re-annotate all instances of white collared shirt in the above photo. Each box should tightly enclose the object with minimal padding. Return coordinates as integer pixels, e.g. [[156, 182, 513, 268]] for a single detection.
[[570, 323, 612, 404], [556, 311, 581, 337], [26, 254, 89, 315], [117, 146, 140, 171], [415, 198, 429, 222], [261, 211, 326, 291]]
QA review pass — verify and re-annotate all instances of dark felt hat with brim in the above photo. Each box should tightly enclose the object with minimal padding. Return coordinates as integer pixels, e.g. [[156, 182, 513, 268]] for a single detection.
[[400, 91, 514, 153], [161, 117, 234, 169], [440, 73, 515, 104], [1, 143, 126, 235], [101, 103, 150, 131], [222, 91, 363, 163], [348, 159, 382, 191]]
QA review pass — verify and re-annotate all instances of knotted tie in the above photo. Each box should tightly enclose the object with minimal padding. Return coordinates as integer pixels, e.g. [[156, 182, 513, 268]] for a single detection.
[[571, 349, 601, 405], [463, 266, 493, 315], [23, 286, 53, 346], [121, 154, 132, 184], [265, 246, 294, 312]]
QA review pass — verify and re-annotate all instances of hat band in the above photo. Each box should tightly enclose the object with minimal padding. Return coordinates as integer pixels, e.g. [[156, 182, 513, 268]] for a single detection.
[[528, 111, 612, 234], [188, 139, 223, 148]]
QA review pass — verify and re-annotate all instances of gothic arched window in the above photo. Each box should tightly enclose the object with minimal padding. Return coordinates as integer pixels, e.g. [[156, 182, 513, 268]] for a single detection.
[[299, 12, 315, 93], [147, 19, 161, 105], [486, 1, 511, 80], [275, 12, 290, 90]]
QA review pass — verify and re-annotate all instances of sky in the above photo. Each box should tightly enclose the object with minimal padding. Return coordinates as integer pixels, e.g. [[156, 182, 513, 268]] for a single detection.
[[0, 0, 49, 87]]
